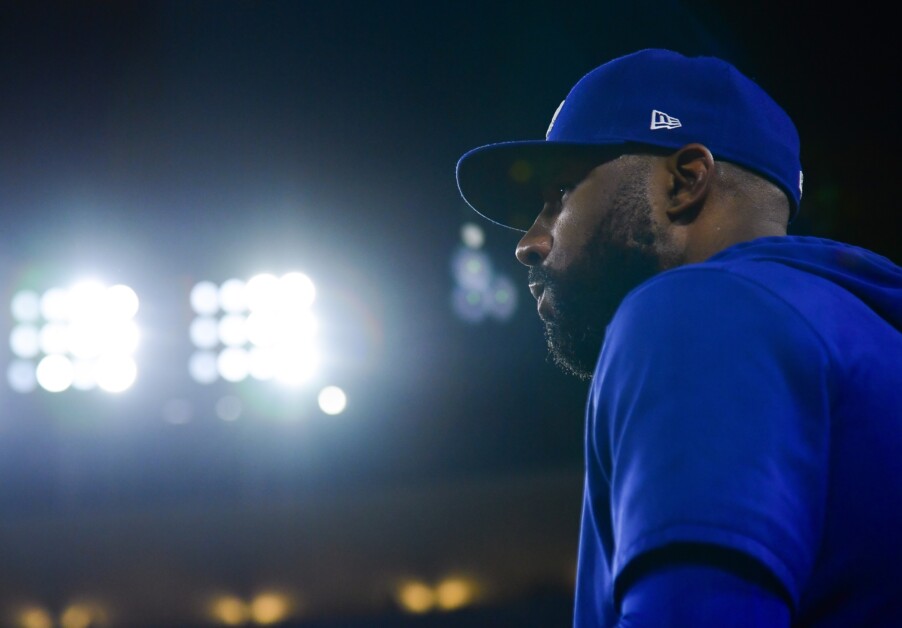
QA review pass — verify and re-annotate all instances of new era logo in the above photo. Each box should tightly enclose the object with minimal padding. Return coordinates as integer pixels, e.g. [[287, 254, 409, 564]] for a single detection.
[[651, 110, 681, 130]]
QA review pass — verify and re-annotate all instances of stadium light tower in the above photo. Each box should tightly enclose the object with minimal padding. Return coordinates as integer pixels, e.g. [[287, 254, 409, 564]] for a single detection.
[[8, 281, 141, 393], [188, 272, 320, 387]]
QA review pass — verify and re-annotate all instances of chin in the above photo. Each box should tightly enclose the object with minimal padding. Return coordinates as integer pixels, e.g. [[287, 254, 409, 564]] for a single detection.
[[544, 320, 603, 381]]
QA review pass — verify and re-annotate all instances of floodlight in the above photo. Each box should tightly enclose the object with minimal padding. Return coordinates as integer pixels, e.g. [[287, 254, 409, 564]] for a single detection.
[[190, 316, 219, 349], [219, 278, 247, 313], [10, 324, 40, 358], [217, 347, 250, 382], [318, 385, 347, 415], [10, 290, 41, 322], [190, 281, 220, 315], [246, 273, 280, 312], [40, 287, 69, 321], [9, 281, 142, 393], [36, 354, 75, 393], [189, 351, 218, 384], [7, 360, 37, 393], [189, 272, 320, 387], [96, 355, 137, 393]]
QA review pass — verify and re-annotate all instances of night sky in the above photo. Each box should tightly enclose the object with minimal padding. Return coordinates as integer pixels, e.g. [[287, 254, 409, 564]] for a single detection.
[[0, 2, 897, 626]]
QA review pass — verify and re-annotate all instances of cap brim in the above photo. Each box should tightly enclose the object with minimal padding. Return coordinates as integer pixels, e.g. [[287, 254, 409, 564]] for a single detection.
[[456, 140, 628, 232]]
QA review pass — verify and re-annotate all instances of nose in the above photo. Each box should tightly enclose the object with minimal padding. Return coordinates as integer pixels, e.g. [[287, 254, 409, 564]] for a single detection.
[[515, 215, 552, 267]]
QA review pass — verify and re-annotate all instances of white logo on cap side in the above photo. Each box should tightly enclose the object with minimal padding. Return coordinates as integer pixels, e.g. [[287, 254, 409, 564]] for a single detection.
[[546, 100, 565, 139], [651, 110, 681, 130]]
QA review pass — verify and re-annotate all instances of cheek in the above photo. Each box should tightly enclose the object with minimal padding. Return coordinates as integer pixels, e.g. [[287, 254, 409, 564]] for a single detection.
[[552, 201, 605, 262]]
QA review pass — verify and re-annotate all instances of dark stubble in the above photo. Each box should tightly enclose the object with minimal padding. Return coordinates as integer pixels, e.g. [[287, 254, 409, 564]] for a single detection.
[[529, 165, 670, 379]]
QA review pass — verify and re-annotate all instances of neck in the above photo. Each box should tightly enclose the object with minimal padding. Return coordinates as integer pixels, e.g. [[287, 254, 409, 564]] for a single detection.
[[683, 216, 786, 265]]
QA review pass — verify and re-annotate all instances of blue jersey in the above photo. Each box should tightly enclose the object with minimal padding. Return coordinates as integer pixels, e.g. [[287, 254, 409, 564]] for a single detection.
[[574, 236, 902, 627]]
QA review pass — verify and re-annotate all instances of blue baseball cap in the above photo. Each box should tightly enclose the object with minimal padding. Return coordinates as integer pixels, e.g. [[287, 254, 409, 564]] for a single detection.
[[456, 48, 803, 231]]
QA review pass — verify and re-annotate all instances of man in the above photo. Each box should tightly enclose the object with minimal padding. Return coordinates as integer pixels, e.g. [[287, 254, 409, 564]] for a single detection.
[[456, 49, 902, 627]]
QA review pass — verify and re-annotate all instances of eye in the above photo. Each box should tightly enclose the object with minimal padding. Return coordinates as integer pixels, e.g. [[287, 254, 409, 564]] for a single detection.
[[557, 182, 575, 198]]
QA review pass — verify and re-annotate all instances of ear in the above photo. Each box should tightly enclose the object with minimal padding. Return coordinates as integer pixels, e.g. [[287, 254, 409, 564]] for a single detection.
[[665, 143, 715, 223]]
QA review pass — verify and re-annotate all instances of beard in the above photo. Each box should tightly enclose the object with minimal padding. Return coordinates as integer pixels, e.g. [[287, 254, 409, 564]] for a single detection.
[[530, 174, 672, 380]]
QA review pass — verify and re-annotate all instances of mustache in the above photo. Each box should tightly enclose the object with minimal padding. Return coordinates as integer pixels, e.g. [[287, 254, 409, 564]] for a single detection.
[[527, 266, 555, 286]]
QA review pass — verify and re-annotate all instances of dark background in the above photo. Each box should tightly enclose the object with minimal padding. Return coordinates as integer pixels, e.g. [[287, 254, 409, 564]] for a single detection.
[[0, 2, 897, 627]]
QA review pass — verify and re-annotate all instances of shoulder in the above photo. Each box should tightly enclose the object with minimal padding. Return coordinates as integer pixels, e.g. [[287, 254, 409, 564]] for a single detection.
[[597, 260, 833, 391], [612, 261, 820, 341]]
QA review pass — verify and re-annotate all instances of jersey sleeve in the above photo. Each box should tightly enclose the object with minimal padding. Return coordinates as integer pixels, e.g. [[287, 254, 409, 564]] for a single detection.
[[593, 267, 833, 609], [617, 561, 791, 627]]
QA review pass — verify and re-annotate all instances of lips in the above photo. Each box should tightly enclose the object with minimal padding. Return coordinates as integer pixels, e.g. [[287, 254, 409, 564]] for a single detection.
[[528, 282, 551, 319], [528, 282, 544, 301]]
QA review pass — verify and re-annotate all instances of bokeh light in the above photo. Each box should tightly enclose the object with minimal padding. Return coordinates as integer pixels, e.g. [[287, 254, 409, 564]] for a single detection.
[[250, 592, 290, 625], [460, 221, 485, 249], [435, 577, 477, 611], [8, 282, 141, 394], [396, 580, 435, 614], [317, 386, 347, 415], [452, 248, 492, 291], [16, 607, 53, 628], [10, 289, 41, 322], [449, 238, 519, 324], [189, 273, 320, 387], [60, 604, 95, 628], [209, 595, 249, 626], [216, 395, 243, 421]]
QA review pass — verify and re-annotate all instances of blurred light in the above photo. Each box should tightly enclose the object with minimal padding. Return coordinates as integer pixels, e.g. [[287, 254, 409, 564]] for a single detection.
[[190, 281, 220, 316], [216, 395, 242, 421], [246, 273, 280, 312], [11, 290, 41, 322], [162, 398, 193, 425], [8, 360, 37, 393], [16, 607, 53, 628], [190, 317, 220, 349], [246, 311, 317, 348], [189, 351, 219, 384], [10, 324, 40, 358], [39, 323, 68, 355], [318, 386, 347, 415], [40, 287, 69, 321], [250, 592, 290, 625], [96, 355, 137, 393], [68, 281, 106, 320], [190, 273, 320, 389], [72, 359, 97, 391], [11, 281, 141, 394], [397, 580, 434, 614], [273, 348, 318, 386], [450, 240, 520, 324], [209, 596, 249, 626], [36, 354, 75, 392], [60, 603, 94, 628], [218, 314, 248, 347], [218, 347, 250, 382], [280, 272, 316, 308], [486, 275, 518, 321], [460, 222, 485, 249], [219, 278, 247, 313], [249, 347, 277, 381], [452, 248, 492, 290], [106, 284, 140, 319], [452, 286, 487, 323], [435, 577, 476, 611]]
